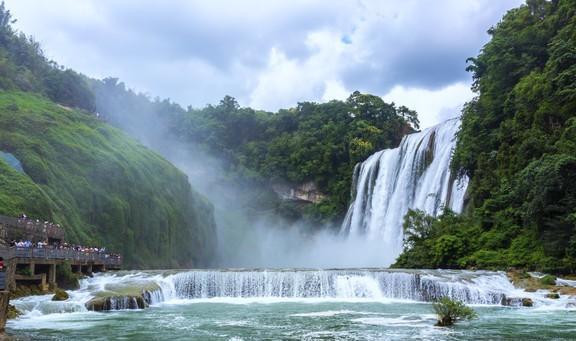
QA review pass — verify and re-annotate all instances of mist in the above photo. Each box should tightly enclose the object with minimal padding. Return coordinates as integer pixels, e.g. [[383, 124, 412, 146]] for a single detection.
[[92, 84, 391, 268]]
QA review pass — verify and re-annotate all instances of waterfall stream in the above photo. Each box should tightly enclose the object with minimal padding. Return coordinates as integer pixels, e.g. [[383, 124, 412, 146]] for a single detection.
[[341, 119, 468, 265]]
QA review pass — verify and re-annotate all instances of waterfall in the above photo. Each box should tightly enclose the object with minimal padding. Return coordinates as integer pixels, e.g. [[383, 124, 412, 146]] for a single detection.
[[341, 118, 468, 265], [12, 269, 570, 319], [166, 269, 506, 305]]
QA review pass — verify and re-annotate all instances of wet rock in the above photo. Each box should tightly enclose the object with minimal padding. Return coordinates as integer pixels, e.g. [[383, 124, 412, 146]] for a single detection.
[[85, 295, 148, 311], [546, 293, 560, 299], [501, 297, 534, 307], [522, 298, 533, 307], [51, 288, 69, 301], [7, 304, 21, 319]]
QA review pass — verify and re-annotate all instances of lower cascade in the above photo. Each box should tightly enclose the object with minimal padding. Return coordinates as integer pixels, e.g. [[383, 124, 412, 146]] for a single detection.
[[13, 269, 566, 318], [167, 269, 507, 305], [341, 118, 469, 265]]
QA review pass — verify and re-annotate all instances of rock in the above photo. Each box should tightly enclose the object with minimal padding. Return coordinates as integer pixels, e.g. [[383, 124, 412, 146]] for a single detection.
[[85, 295, 148, 311], [546, 293, 560, 299], [501, 297, 534, 307], [522, 298, 533, 307], [7, 304, 21, 319], [85, 297, 107, 311], [51, 288, 69, 301]]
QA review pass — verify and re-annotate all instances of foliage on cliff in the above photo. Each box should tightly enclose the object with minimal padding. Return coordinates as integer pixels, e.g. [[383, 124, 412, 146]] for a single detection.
[[0, 92, 216, 268], [0, 2, 94, 111], [0, 3, 216, 268], [396, 0, 576, 273]]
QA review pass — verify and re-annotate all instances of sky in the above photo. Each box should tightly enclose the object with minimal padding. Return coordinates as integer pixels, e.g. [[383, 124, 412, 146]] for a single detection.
[[6, 0, 523, 128]]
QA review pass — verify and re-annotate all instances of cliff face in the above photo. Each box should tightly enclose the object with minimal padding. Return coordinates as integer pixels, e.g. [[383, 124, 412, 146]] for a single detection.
[[272, 181, 326, 204], [0, 92, 216, 268]]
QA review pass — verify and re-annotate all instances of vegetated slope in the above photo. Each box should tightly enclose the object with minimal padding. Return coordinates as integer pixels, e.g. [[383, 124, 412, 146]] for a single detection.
[[0, 91, 216, 268], [395, 0, 576, 273]]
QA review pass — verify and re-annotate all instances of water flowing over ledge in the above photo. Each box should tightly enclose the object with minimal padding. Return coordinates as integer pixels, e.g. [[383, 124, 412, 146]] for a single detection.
[[11, 268, 575, 320], [341, 119, 469, 266]]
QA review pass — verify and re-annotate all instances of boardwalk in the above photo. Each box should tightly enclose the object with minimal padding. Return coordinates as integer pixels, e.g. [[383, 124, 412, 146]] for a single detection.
[[3, 247, 122, 266], [0, 214, 122, 291]]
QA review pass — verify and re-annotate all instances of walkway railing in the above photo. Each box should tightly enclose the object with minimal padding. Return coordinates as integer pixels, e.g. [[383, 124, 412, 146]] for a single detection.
[[0, 247, 122, 266]]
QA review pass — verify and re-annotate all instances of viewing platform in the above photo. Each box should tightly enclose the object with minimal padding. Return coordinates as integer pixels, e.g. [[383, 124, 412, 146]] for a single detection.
[[0, 214, 122, 291], [0, 214, 122, 331], [0, 214, 64, 243], [0, 246, 122, 291]]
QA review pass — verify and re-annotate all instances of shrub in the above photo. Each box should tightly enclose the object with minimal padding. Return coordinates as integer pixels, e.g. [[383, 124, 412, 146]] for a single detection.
[[433, 297, 477, 327], [539, 274, 556, 286]]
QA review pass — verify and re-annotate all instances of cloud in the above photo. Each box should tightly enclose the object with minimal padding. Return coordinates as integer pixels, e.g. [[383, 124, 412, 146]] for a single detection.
[[383, 82, 475, 128], [5, 0, 522, 125]]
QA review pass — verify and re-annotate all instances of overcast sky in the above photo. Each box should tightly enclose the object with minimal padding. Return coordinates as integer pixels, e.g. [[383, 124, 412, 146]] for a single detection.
[[6, 0, 523, 128]]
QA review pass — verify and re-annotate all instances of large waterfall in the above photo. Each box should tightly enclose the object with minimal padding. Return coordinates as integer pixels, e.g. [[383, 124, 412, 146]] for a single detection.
[[341, 119, 468, 265]]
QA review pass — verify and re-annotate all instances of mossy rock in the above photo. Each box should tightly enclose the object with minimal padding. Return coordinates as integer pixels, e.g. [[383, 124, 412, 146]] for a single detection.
[[7, 304, 21, 319], [52, 288, 69, 301], [546, 293, 560, 299], [540, 275, 557, 286], [10, 284, 44, 299]]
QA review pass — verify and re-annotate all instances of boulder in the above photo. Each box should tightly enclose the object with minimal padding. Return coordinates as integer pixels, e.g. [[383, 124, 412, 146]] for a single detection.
[[501, 297, 534, 307], [85, 295, 148, 311], [51, 288, 69, 301], [522, 298, 533, 307], [7, 304, 21, 319], [546, 293, 560, 299]]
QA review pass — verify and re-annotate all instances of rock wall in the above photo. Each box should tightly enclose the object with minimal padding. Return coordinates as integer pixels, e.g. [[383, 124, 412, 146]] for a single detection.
[[272, 181, 325, 204]]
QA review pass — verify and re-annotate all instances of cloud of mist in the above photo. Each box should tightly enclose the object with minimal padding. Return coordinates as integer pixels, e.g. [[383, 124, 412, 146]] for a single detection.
[[95, 90, 396, 268]]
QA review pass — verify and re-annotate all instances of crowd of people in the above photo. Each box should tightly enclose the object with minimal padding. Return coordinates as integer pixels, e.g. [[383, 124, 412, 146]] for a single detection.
[[9, 240, 119, 257], [16, 214, 64, 236], [5, 213, 121, 261]]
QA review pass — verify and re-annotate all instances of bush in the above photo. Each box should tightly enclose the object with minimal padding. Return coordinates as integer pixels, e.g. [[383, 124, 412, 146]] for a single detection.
[[539, 274, 557, 286], [433, 297, 477, 327]]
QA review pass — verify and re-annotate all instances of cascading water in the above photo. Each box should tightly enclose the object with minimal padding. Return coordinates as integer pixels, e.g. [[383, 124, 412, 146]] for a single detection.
[[12, 269, 562, 316], [9, 270, 576, 339], [341, 118, 469, 265]]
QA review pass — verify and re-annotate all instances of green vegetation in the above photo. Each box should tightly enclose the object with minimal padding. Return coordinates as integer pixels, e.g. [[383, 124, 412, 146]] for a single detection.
[[539, 275, 557, 286], [0, 3, 216, 268], [433, 297, 477, 327], [56, 261, 81, 290], [0, 3, 94, 111], [395, 0, 576, 274], [94, 79, 419, 222], [0, 92, 216, 268]]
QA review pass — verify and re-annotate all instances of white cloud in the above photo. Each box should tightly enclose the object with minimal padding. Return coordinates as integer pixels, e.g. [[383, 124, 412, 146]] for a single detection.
[[4, 0, 521, 112], [383, 82, 475, 128]]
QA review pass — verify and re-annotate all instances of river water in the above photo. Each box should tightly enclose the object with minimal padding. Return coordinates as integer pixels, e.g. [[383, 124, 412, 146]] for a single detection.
[[6, 269, 576, 340]]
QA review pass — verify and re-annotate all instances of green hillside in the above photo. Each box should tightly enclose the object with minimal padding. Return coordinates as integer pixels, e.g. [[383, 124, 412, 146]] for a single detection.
[[0, 91, 216, 268], [395, 0, 576, 273]]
